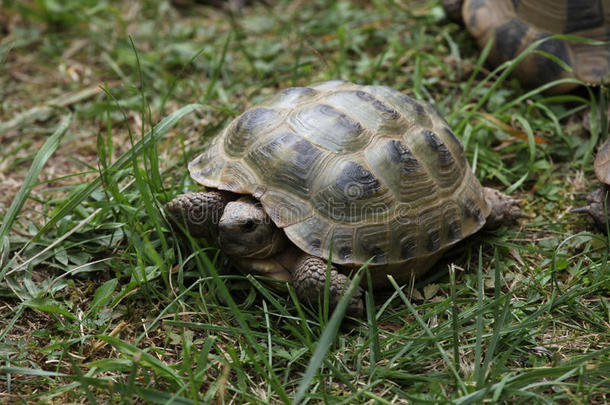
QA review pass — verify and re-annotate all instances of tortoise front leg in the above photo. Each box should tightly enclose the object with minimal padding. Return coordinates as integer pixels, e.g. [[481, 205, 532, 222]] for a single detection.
[[571, 187, 610, 232], [166, 191, 234, 237], [292, 255, 364, 317]]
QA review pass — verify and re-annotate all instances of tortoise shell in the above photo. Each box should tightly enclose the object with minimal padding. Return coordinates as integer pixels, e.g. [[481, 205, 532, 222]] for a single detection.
[[462, 0, 610, 92], [189, 80, 490, 269]]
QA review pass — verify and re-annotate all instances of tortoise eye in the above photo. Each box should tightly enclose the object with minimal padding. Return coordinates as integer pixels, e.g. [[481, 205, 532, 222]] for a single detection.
[[242, 219, 257, 232]]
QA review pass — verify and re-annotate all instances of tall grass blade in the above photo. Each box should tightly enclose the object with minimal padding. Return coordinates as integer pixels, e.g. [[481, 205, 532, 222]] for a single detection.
[[0, 114, 71, 273], [294, 268, 364, 404], [389, 276, 467, 395], [6, 104, 204, 275]]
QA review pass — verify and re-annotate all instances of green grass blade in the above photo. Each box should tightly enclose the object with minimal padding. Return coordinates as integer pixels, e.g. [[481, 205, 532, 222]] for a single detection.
[[389, 275, 467, 395], [195, 249, 291, 403], [473, 248, 484, 388], [5, 104, 204, 275], [0, 114, 71, 272], [294, 267, 364, 404]]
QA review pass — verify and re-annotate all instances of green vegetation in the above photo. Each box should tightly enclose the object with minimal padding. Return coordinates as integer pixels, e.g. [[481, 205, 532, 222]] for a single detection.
[[0, 0, 608, 403]]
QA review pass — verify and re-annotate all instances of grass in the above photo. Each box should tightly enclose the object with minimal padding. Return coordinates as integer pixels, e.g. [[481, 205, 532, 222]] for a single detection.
[[1, 0, 609, 403]]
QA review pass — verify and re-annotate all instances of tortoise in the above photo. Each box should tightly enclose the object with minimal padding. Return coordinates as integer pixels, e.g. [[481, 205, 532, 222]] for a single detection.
[[443, 0, 610, 93], [166, 80, 523, 316], [572, 138, 610, 231]]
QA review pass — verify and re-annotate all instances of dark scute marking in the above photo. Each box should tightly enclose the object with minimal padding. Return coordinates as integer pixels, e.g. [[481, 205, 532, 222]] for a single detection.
[[463, 198, 483, 221], [424, 130, 455, 166], [565, 0, 603, 33], [355, 90, 375, 103], [293, 138, 321, 170], [442, 127, 464, 152], [369, 246, 386, 264], [424, 130, 441, 150], [399, 94, 426, 117], [495, 18, 530, 60], [531, 34, 571, 86], [590, 66, 608, 81], [236, 108, 276, 133], [510, 0, 520, 9], [426, 230, 440, 252], [446, 220, 462, 241], [336, 162, 380, 199], [386, 140, 423, 174], [310, 238, 321, 249], [248, 131, 324, 197], [319, 104, 364, 133], [401, 237, 416, 260], [339, 246, 352, 261], [281, 87, 316, 97], [355, 90, 400, 120]]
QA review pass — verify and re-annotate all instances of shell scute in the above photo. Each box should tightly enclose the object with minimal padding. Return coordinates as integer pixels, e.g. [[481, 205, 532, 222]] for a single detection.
[[328, 226, 356, 262], [365, 138, 439, 204], [564, 0, 604, 33], [284, 216, 333, 258], [387, 217, 419, 261], [245, 129, 327, 200], [287, 103, 368, 153], [322, 90, 404, 136], [354, 224, 390, 264], [224, 108, 283, 157], [219, 160, 258, 193], [363, 85, 433, 128], [311, 158, 395, 225], [402, 128, 465, 193]]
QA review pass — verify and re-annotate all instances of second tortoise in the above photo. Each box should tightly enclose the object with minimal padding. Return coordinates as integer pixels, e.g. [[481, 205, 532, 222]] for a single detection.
[[444, 0, 610, 93]]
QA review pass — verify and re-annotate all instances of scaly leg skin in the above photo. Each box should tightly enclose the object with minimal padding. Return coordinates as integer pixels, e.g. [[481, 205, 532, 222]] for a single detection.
[[166, 191, 234, 237], [483, 187, 526, 229], [292, 255, 364, 318], [571, 187, 610, 233]]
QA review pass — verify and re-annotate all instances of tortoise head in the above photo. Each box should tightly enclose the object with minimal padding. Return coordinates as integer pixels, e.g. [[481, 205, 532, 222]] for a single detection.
[[218, 197, 286, 259]]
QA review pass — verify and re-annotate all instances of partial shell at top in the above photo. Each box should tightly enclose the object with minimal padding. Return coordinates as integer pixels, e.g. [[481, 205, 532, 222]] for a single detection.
[[189, 80, 490, 267], [462, 0, 610, 92]]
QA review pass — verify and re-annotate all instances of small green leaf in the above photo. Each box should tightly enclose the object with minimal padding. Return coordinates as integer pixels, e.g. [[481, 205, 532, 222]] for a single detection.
[[23, 297, 76, 320], [89, 278, 118, 316]]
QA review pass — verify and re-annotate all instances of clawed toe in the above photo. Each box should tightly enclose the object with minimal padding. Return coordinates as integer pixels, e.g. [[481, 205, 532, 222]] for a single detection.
[[571, 188, 610, 232]]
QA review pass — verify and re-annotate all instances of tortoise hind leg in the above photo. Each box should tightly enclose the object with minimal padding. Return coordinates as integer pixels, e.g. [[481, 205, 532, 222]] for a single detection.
[[166, 191, 234, 237], [292, 255, 364, 318], [482, 187, 526, 229]]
